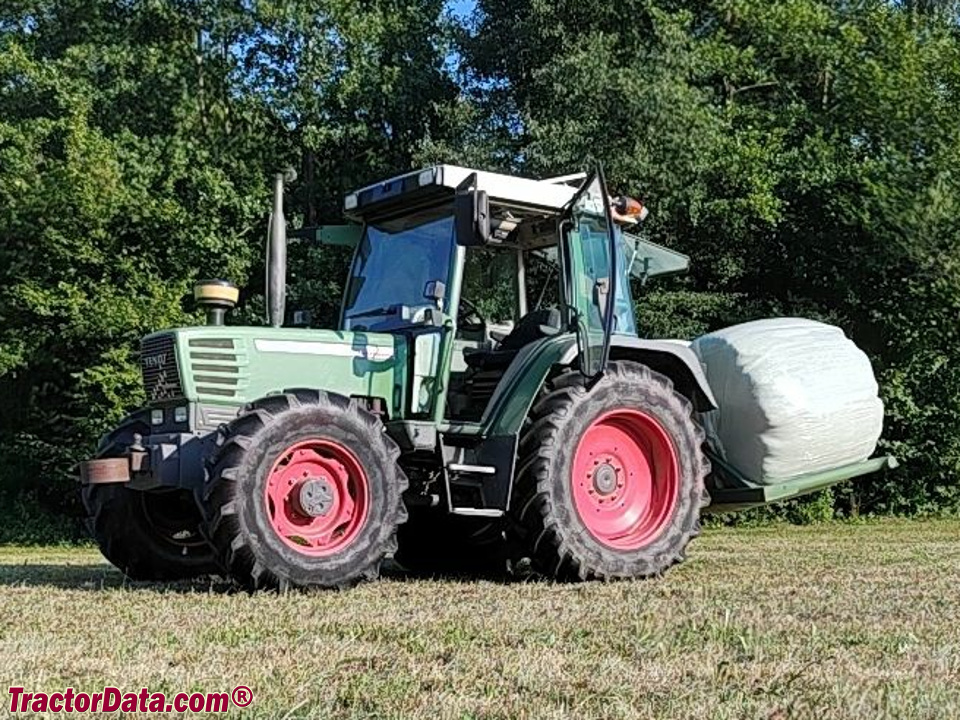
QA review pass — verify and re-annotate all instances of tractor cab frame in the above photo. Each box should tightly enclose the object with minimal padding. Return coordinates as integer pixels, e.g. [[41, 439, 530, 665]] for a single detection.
[[313, 165, 714, 517]]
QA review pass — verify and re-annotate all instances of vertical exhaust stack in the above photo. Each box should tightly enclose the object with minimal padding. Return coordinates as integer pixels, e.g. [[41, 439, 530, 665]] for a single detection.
[[266, 168, 296, 328]]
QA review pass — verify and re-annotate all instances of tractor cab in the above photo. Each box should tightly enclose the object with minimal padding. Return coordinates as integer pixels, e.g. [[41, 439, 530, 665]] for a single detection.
[[329, 165, 690, 424]]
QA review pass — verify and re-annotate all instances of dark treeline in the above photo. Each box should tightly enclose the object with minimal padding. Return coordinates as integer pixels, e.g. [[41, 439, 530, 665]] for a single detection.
[[1, 0, 958, 539]]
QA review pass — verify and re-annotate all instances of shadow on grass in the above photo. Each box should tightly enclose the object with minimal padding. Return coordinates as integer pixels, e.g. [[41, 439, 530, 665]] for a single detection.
[[0, 560, 524, 592], [0, 562, 237, 594], [381, 559, 520, 585]]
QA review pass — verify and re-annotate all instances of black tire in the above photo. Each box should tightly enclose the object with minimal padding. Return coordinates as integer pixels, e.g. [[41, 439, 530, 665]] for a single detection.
[[82, 416, 217, 581], [509, 361, 709, 580], [83, 485, 217, 581], [203, 389, 408, 590]]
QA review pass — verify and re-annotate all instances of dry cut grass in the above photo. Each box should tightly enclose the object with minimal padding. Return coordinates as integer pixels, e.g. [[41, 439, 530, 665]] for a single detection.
[[0, 519, 958, 719]]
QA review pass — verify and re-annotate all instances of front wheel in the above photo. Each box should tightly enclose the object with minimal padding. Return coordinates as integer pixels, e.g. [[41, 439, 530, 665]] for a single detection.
[[203, 389, 408, 590], [83, 485, 216, 580], [510, 361, 708, 580]]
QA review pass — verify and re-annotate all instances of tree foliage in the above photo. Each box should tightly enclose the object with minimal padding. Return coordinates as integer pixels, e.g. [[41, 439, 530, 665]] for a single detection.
[[0, 0, 455, 535], [0, 0, 958, 537], [460, 0, 960, 516]]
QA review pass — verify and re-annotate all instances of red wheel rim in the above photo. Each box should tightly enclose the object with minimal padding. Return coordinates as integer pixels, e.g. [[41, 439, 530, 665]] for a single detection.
[[571, 409, 679, 551], [263, 438, 369, 556]]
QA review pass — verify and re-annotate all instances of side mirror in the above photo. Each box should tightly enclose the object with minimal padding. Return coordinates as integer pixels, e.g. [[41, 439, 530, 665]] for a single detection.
[[454, 173, 490, 246], [423, 280, 446, 307]]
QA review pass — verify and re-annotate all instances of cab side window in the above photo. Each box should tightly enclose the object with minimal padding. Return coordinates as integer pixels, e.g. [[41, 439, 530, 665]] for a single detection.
[[461, 248, 518, 324]]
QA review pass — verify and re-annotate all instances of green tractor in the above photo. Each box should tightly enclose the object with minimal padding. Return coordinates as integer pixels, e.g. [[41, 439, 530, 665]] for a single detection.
[[79, 166, 894, 588]]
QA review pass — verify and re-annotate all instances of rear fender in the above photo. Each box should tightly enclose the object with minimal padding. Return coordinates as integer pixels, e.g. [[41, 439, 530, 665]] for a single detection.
[[479, 335, 716, 438], [480, 334, 577, 437], [559, 337, 717, 412]]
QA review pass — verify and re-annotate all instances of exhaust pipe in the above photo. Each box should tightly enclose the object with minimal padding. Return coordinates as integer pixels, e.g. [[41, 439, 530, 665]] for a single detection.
[[266, 168, 296, 328]]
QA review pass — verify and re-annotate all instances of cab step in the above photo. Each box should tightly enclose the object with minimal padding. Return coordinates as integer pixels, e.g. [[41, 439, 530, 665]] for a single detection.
[[447, 463, 496, 475], [450, 508, 504, 517]]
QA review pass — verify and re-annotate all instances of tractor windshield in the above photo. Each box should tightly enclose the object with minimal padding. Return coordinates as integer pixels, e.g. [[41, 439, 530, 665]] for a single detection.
[[341, 210, 455, 330]]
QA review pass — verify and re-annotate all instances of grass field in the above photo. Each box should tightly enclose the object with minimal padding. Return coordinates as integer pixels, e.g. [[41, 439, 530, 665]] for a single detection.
[[0, 519, 957, 719]]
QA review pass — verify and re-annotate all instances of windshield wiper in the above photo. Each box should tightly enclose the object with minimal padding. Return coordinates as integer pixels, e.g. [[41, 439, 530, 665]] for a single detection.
[[345, 305, 399, 320]]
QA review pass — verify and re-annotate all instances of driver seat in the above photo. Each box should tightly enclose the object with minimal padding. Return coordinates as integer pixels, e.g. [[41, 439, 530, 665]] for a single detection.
[[464, 308, 562, 373]]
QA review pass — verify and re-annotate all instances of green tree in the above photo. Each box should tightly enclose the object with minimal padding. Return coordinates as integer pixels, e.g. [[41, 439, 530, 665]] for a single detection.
[[0, 0, 456, 537], [0, 1, 273, 535], [459, 0, 960, 515], [236, 0, 458, 325]]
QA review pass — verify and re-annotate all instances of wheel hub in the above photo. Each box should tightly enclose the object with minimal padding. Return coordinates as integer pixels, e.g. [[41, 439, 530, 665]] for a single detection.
[[263, 438, 370, 557], [296, 477, 334, 517], [592, 463, 618, 495], [571, 409, 680, 551]]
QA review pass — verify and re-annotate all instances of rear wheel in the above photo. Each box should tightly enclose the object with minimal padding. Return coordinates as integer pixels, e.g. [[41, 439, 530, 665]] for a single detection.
[[510, 361, 708, 580], [82, 416, 217, 580], [203, 390, 408, 590]]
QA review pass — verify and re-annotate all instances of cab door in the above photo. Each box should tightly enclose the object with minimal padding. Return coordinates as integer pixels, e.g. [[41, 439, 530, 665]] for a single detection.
[[561, 168, 618, 378]]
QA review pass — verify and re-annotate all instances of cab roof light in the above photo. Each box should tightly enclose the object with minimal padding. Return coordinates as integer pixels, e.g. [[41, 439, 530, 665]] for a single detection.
[[611, 196, 650, 224]]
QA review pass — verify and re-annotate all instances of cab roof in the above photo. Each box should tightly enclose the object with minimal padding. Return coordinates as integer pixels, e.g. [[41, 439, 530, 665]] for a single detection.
[[341, 164, 690, 280], [343, 165, 584, 223]]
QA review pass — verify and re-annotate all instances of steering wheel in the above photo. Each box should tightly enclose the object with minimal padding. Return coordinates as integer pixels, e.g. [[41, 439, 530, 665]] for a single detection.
[[458, 297, 486, 331]]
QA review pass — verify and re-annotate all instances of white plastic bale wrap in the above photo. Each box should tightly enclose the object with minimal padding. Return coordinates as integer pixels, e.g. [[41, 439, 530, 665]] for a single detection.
[[691, 318, 884, 484]]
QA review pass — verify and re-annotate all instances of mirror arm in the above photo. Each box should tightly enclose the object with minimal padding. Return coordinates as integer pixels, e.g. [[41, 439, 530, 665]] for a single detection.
[[454, 173, 491, 246]]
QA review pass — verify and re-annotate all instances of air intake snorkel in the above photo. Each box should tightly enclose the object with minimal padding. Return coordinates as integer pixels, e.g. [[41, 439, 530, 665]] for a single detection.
[[266, 168, 296, 328]]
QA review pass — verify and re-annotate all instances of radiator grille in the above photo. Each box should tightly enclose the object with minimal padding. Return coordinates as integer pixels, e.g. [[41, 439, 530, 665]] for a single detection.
[[140, 334, 183, 402], [188, 337, 239, 399]]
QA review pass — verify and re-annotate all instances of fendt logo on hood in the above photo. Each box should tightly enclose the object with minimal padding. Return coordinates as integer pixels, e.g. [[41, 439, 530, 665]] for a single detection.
[[143, 353, 168, 370]]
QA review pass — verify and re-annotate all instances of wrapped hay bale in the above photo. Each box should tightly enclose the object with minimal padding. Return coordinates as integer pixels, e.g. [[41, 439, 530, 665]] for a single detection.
[[691, 318, 884, 484]]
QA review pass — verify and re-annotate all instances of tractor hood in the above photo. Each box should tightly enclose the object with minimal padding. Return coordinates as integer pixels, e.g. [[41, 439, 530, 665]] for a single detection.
[[140, 326, 405, 416]]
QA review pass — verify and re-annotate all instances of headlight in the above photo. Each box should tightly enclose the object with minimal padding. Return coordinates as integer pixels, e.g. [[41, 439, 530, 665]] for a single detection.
[[174, 406, 188, 423], [150, 409, 164, 426]]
